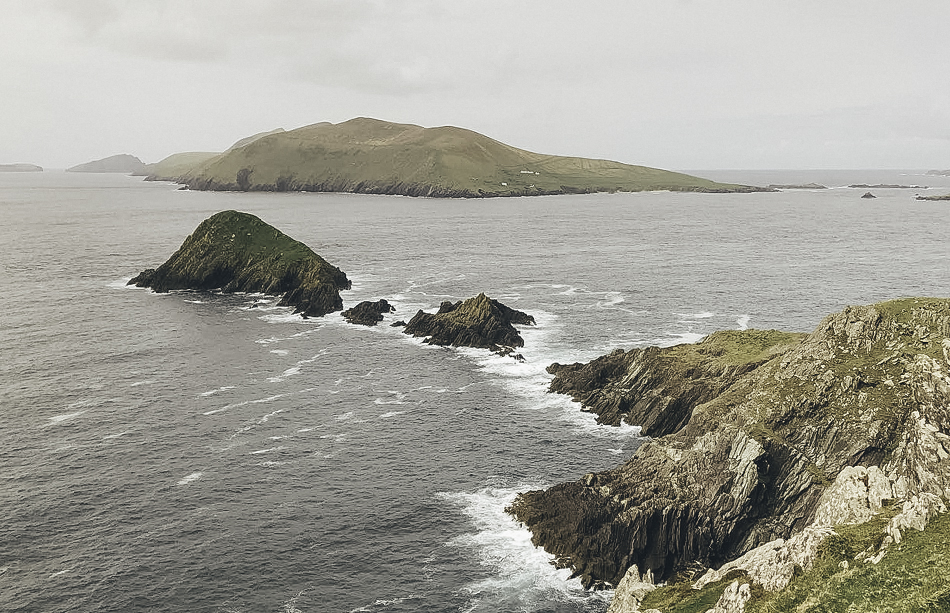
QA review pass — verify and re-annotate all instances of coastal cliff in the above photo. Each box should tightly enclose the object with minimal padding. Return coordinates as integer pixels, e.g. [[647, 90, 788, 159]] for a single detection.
[[509, 299, 950, 610], [129, 210, 350, 317]]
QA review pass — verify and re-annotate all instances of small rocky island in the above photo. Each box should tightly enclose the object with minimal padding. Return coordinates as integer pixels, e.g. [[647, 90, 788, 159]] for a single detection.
[[68, 154, 146, 174], [342, 299, 395, 326], [509, 298, 950, 611], [0, 163, 42, 172], [403, 293, 535, 356], [129, 210, 350, 317]]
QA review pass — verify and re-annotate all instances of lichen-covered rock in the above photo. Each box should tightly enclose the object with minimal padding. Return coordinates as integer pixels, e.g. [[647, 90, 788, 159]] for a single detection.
[[402, 293, 534, 355], [129, 210, 350, 317], [547, 330, 805, 436], [342, 299, 395, 326], [508, 299, 950, 592]]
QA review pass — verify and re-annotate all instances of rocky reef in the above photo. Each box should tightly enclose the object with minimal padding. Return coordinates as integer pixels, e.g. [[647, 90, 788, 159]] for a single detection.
[[403, 293, 535, 356], [342, 299, 395, 326], [129, 210, 350, 317], [508, 298, 950, 610], [547, 330, 805, 436]]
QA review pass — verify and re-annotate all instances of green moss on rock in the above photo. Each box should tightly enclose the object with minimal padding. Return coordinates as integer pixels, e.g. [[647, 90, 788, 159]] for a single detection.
[[129, 210, 350, 317]]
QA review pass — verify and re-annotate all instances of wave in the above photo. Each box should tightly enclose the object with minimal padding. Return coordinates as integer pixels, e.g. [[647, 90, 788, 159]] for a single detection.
[[736, 314, 751, 330], [47, 410, 86, 424], [437, 485, 611, 613], [176, 471, 203, 485]]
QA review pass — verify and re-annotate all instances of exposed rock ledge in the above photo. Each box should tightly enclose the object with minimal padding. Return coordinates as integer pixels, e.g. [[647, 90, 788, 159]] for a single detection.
[[508, 299, 950, 606], [342, 299, 395, 326], [129, 210, 350, 317], [403, 293, 534, 356]]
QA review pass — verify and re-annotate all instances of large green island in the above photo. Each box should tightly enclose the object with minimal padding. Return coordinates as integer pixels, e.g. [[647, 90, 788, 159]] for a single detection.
[[511, 298, 950, 612], [145, 117, 763, 197]]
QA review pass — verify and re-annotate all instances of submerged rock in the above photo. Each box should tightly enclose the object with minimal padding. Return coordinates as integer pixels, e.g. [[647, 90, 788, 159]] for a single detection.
[[403, 293, 534, 355], [342, 299, 395, 326], [508, 299, 950, 593], [128, 210, 350, 317]]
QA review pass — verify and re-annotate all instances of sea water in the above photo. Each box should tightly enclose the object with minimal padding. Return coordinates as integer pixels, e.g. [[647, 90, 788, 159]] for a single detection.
[[2, 170, 950, 612]]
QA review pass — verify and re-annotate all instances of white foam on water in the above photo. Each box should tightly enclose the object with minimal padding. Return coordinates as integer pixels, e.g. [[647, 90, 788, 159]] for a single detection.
[[676, 311, 716, 319], [103, 431, 128, 440], [183, 299, 205, 304], [379, 411, 406, 419], [373, 390, 407, 405], [270, 349, 290, 356], [596, 291, 625, 308], [47, 411, 85, 424], [438, 485, 612, 612], [203, 393, 287, 416], [268, 366, 301, 382], [129, 380, 155, 387], [296, 428, 314, 433], [348, 595, 424, 613], [199, 386, 236, 397], [736, 314, 751, 330], [48, 569, 71, 578], [250, 446, 287, 455], [257, 460, 288, 467], [176, 472, 203, 485]]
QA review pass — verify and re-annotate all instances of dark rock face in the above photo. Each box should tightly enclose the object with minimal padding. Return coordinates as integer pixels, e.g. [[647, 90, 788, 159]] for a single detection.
[[403, 293, 535, 355], [547, 330, 805, 437], [861, 191, 876, 198], [128, 210, 350, 317], [508, 300, 950, 590], [342, 299, 395, 326]]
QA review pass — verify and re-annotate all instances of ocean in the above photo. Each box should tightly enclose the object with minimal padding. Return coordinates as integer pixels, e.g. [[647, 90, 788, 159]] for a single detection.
[[2, 169, 950, 612]]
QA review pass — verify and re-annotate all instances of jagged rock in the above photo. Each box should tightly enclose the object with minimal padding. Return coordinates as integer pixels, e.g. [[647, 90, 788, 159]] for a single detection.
[[128, 210, 350, 317], [342, 299, 395, 326], [707, 580, 751, 613], [607, 565, 656, 613], [861, 191, 876, 198], [547, 330, 805, 436], [508, 299, 950, 592], [403, 293, 534, 356]]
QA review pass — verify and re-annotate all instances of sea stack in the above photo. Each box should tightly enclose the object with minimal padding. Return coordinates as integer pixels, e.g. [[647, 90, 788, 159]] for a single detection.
[[129, 210, 350, 317], [403, 293, 535, 355]]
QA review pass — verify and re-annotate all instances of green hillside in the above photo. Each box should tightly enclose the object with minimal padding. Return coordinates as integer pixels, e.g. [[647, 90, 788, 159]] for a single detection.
[[154, 117, 761, 197]]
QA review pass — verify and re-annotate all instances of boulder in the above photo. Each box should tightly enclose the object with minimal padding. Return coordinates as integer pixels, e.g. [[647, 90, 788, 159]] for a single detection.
[[403, 293, 534, 355], [129, 210, 350, 317], [342, 299, 395, 326]]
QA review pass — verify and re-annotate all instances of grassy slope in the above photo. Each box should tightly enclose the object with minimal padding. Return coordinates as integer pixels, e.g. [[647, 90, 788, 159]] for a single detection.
[[177, 117, 759, 196]]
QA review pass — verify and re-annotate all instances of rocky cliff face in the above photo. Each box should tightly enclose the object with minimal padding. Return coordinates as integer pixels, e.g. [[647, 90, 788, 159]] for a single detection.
[[508, 299, 950, 596], [547, 330, 805, 436], [403, 293, 535, 355], [129, 210, 350, 317]]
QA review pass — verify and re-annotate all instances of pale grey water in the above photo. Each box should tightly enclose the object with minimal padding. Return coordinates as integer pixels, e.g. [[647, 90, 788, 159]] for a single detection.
[[2, 170, 949, 612]]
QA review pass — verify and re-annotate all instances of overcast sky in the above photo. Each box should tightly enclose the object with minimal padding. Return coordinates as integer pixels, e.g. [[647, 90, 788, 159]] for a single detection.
[[3, 0, 949, 170]]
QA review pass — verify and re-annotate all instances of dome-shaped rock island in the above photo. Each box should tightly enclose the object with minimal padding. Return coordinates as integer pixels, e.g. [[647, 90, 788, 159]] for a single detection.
[[128, 210, 350, 317]]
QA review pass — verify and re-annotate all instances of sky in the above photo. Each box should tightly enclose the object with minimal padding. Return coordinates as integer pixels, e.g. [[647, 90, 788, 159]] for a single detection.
[[2, 0, 949, 170]]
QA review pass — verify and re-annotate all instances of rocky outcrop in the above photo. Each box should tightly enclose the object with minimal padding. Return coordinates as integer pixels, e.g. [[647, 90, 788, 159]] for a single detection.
[[128, 210, 350, 317], [403, 293, 534, 355], [342, 299, 395, 326], [861, 191, 876, 198], [547, 330, 805, 436], [508, 299, 950, 593]]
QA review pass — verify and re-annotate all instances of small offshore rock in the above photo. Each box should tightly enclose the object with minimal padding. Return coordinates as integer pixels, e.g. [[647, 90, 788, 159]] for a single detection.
[[342, 299, 395, 326], [403, 293, 534, 356]]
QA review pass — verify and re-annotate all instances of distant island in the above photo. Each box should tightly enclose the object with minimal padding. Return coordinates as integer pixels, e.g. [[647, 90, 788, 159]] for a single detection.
[[926, 169, 950, 176], [849, 183, 926, 189], [766, 183, 827, 190], [145, 117, 764, 197], [0, 163, 42, 172], [68, 154, 146, 174], [916, 193, 950, 201]]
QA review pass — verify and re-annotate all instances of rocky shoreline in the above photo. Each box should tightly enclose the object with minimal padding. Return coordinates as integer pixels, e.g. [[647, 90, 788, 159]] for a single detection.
[[509, 298, 950, 611]]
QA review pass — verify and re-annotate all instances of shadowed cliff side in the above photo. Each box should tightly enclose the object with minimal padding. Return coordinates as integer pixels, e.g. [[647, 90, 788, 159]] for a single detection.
[[508, 299, 950, 595], [403, 293, 535, 356], [128, 210, 350, 317]]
